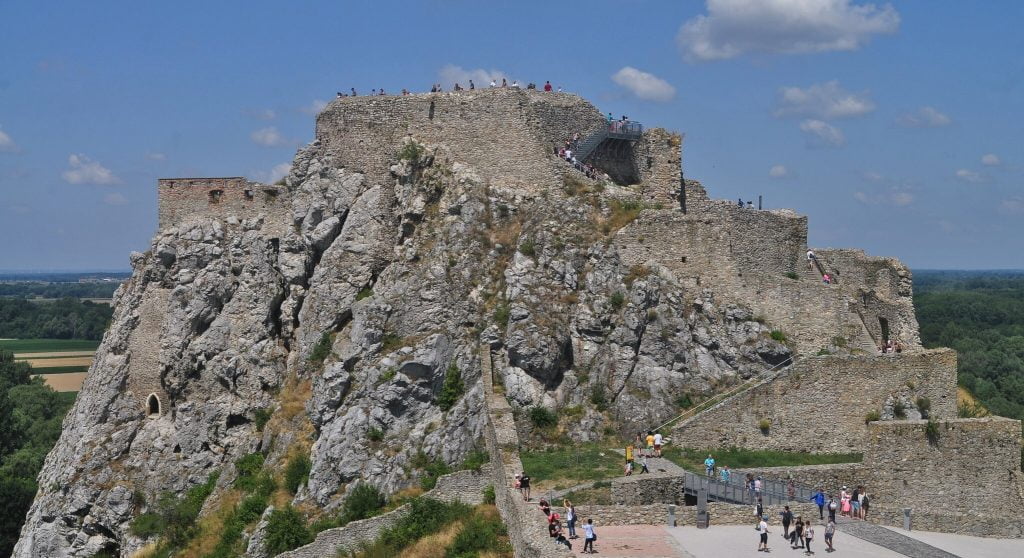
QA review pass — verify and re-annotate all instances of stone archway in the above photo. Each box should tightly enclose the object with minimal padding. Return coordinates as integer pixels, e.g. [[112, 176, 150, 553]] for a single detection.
[[146, 393, 161, 417]]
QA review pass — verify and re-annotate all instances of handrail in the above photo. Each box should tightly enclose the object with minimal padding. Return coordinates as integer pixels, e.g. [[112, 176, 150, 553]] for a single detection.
[[654, 356, 795, 433]]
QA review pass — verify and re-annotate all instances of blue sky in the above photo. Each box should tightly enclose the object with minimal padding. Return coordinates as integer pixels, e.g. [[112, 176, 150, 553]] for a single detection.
[[1, 0, 1021, 271]]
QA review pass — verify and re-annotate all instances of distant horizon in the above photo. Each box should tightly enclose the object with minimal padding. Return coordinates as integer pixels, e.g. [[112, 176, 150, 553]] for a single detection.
[[2, 268, 1024, 276]]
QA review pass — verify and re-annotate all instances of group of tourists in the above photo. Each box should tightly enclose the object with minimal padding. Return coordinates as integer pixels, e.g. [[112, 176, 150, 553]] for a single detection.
[[774, 505, 837, 554], [336, 79, 563, 98], [806, 250, 834, 284], [880, 339, 903, 354], [534, 497, 598, 553]]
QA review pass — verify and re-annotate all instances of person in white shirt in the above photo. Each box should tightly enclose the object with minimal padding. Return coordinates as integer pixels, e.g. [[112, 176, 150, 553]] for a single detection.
[[653, 432, 664, 457], [582, 518, 596, 554], [489, 79, 497, 88], [758, 515, 770, 552]]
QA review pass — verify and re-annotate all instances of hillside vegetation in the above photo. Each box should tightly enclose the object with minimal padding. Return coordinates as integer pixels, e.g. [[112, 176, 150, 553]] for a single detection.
[[0, 298, 112, 340], [914, 270, 1024, 420]]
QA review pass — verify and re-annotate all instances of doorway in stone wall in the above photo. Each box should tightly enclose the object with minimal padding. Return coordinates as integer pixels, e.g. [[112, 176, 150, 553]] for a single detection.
[[878, 317, 890, 346], [147, 393, 161, 417]]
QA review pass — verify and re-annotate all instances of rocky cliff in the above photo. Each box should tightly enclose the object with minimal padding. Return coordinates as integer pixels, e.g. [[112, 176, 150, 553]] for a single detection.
[[13, 89, 889, 557]]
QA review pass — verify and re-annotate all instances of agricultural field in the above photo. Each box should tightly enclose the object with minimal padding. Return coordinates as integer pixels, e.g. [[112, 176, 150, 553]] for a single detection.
[[0, 338, 97, 392]]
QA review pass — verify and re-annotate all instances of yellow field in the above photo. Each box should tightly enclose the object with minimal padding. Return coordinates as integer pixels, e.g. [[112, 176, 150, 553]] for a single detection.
[[23, 356, 95, 368], [38, 372, 87, 392], [14, 350, 97, 359]]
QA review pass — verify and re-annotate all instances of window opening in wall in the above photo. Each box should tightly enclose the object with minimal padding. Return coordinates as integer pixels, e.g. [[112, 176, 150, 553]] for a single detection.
[[208, 189, 223, 203], [146, 393, 161, 417], [263, 189, 279, 201], [244, 189, 254, 201], [878, 317, 890, 346]]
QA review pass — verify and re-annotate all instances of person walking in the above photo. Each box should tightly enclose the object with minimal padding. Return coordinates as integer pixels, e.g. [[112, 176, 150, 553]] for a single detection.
[[758, 515, 770, 552], [827, 496, 838, 523], [640, 454, 650, 474], [791, 517, 804, 549], [861, 491, 870, 520], [564, 500, 577, 539], [824, 519, 836, 552], [780, 505, 793, 539], [646, 431, 655, 457], [811, 488, 826, 520], [806, 249, 816, 270], [653, 431, 664, 457], [704, 454, 716, 476], [582, 518, 596, 554], [851, 486, 861, 519], [754, 497, 764, 530], [720, 465, 731, 483], [519, 472, 531, 501], [804, 522, 815, 555]]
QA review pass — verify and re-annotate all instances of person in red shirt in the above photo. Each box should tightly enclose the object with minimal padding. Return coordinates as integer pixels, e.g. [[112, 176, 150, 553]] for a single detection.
[[544, 81, 552, 92]]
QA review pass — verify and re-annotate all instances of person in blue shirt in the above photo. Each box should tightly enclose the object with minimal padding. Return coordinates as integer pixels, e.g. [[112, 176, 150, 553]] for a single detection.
[[704, 454, 716, 476], [720, 465, 730, 483], [810, 488, 826, 520]]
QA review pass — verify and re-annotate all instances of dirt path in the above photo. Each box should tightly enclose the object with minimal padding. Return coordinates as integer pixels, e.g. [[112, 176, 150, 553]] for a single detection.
[[14, 351, 97, 358]]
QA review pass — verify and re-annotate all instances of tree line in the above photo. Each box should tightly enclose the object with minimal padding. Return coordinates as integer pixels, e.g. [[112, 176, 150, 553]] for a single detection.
[[914, 270, 1024, 420], [0, 298, 113, 341]]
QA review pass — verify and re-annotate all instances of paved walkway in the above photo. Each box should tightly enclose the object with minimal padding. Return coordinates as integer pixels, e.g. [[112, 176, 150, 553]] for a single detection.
[[882, 526, 1024, 558], [836, 519, 960, 558]]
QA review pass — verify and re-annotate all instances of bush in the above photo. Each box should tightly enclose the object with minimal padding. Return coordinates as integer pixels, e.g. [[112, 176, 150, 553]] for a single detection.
[[864, 409, 881, 424], [129, 512, 163, 539], [398, 141, 425, 163], [138, 472, 219, 547], [784, 271, 799, 280], [528, 406, 557, 429], [233, 453, 266, 492], [308, 331, 332, 363], [916, 396, 932, 418], [609, 291, 626, 311], [893, 400, 907, 419], [284, 453, 312, 494], [373, 498, 470, 553], [675, 393, 694, 409], [444, 508, 509, 558], [437, 363, 465, 412], [769, 330, 787, 343], [758, 418, 771, 432], [590, 384, 608, 411], [518, 239, 536, 257], [264, 506, 312, 556], [482, 485, 495, 505], [412, 452, 452, 490], [342, 483, 386, 524], [925, 419, 941, 446], [366, 427, 384, 443], [493, 302, 510, 328], [459, 448, 490, 472], [253, 407, 273, 432], [356, 286, 374, 301]]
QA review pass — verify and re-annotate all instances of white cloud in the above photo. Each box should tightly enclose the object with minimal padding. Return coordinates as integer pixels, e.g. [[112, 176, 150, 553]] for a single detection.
[[799, 119, 845, 147], [61, 154, 120, 184], [103, 192, 128, 206], [301, 99, 328, 115], [853, 188, 913, 206], [611, 66, 676, 102], [677, 0, 900, 62], [251, 108, 276, 120], [896, 106, 950, 128], [1000, 197, 1024, 215], [861, 171, 883, 182], [774, 80, 874, 119], [250, 126, 287, 147], [0, 126, 17, 152], [981, 153, 1001, 166], [438, 64, 508, 89], [954, 168, 984, 183], [251, 163, 291, 184], [146, 152, 167, 161], [768, 164, 789, 178]]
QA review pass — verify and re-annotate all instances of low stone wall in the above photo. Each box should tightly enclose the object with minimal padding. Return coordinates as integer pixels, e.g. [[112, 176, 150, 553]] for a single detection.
[[611, 473, 684, 505], [571, 504, 668, 526], [703, 502, 820, 526], [872, 509, 1024, 539], [566, 502, 821, 528], [277, 468, 488, 558], [744, 463, 866, 498]]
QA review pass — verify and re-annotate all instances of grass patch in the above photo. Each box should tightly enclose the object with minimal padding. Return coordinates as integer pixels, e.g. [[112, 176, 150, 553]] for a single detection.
[[609, 291, 626, 311], [664, 447, 862, 473], [130, 472, 219, 549], [769, 330, 788, 343], [253, 407, 273, 432], [864, 409, 881, 424], [0, 338, 100, 352], [356, 286, 374, 301], [23, 364, 89, 374], [519, 442, 623, 491], [411, 452, 452, 491], [562, 484, 613, 505], [624, 264, 651, 287], [308, 331, 333, 364], [284, 452, 312, 494], [493, 301, 510, 328], [437, 363, 465, 412], [264, 506, 312, 555], [527, 406, 557, 430], [784, 271, 800, 280], [518, 239, 536, 258], [350, 498, 479, 558]]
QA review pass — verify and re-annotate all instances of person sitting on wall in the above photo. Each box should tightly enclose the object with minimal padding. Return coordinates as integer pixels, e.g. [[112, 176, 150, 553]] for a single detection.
[[379, 88, 386, 95], [511, 80, 520, 88], [544, 80, 553, 91], [337, 91, 344, 98], [350, 87, 357, 96], [469, 79, 475, 90], [739, 198, 745, 207], [747, 200, 754, 209], [822, 273, 832, 284], [453, 83, 462, 91], [501, 78, 508, 87], [490, 79, 497, 88]]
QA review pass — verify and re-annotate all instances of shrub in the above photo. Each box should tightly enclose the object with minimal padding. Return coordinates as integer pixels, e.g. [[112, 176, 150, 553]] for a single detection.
[[253, 407, 273, 432], [518, 239, 536, 257], [482, 485, 496, 505], [893, 400, 907, 419], [263, 506, 312, 555], [130, 512, 163, 539], [342, 484, 386, 524], [398, 141, 425, 163], [864, 410, 881, 424], [379, 332, 404, 353], [459, 448, 490, 472], [412, 452, 452, 490], [609, 292, 626, 311], [308, 331, 332, 363], [233, 453, 266, 492], [784, 271, 799, 280], [590, 384, 608, 411], [675, 393, 694, 409], [445, 507, 510, 557], [758, 418, 771, 432], [916, 396, 932, 418], [925, 419, 941, 446], [369, 498, 469, 554], [153, 472, 219, 546], [378, 367, 396, 384], [355, 286, 374, 301], [284, 453, 312, 494], [528, 406, 557, 429], [437, 363, 465, 412], [366, 427, 384, 443], [769, 330, 787, 343], [493, 302, 510, 328]]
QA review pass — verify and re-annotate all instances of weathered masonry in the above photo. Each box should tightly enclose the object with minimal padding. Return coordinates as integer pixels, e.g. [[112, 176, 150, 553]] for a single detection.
[[157, 177, 287, 229]]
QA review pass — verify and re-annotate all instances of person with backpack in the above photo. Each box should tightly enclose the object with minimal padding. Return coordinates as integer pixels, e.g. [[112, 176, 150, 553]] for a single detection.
[[860, 491, 870, 520], [582, 518, 596, 554], [754, 497, 764, 530], [780, 505, 794, 539], [757, 514, 771, 552], [827, 496, 838, 523], [790, 517, 804, 549], [564, 500, 577, 539]]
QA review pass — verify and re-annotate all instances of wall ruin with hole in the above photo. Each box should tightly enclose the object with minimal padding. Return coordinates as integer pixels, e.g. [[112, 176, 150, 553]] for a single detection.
[[672, 349, 958, 453], [126, 287, 170, 417], [157, 177, 289, 230]]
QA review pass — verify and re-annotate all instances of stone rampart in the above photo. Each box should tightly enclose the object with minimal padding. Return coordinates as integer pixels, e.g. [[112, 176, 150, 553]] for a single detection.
[[126, 286, 170, 417], [157, 178, 289, 230], [277, 468, 489, 558], [611, 473, 684, 505], [743, 463, 865, 498], [674, 349, 958, 453]]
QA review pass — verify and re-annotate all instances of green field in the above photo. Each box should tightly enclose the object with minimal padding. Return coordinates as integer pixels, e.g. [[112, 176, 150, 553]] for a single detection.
[[519, 443, 624, 490], [0, 339, 100, 353]]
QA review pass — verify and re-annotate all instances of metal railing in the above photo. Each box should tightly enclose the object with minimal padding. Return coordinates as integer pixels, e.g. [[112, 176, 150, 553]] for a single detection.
[[607, 121, 644, 139], [684, 470, 819, 506]]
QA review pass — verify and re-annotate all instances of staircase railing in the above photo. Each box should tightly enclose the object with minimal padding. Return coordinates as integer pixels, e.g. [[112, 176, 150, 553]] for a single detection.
[[573, 122, 644, 161], [654, 356, 795, 433]]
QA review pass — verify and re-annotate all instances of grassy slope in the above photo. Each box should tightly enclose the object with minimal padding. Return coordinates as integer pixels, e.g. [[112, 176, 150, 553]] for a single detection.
[[664, 447, 861, 473], [0, 339, 100, 353]]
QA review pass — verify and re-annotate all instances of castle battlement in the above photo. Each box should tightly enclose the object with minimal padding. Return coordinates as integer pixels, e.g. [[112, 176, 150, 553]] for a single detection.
[[157, 177, 286, 229]]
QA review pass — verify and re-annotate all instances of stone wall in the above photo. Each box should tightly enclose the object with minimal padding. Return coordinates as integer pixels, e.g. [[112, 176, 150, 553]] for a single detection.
[[634, 128, 683, 207], [157, 178, 288, 230], [743, 463, 865, 498], [125, 286, 170, 417], [674, 349, 958, 453], [611, 473, 684, 505], [277, 468, 489, 558], [862, 418, 1024, 537]]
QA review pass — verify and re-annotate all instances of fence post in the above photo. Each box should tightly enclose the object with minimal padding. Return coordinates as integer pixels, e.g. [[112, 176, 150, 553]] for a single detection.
[[903, 508, 912, 531], [697, 488, 709, 528], [668, 504, 677, 527]]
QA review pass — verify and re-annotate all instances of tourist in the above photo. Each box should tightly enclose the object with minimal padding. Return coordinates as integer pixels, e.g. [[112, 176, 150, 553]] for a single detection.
[[379, 88, 386, 96], [490, 79, 497, 88], [564, 499, 577, 539], [746, 473, 756, 502], [635, 431, 645, 455], [453, 83, 462, 92], [822, 273, 832, 284], [840, 487, 851, 517], [514, 473, 522, 497], [558, 86, 563, 92], [469, 79, 475, 90], [607, 112, 614, 126], [720, 465, 731, 483], [747, 200, 754, 209], [511, 80, 519, 88], [653, 431, 663, 457], [520, 471, 531, 501], [757, 514, 770, 552], [582, 518, 596, 554], [738, 198, 744, 208], [807, 249, 816, 269], [804, 522, 815, 555], [646, 431, 655, 457], [781, 505, 793, 539], [336, 91, 343, 98], [625, 443, 634, 469], [851, 486, 861, 519], [704, 453, 715, 476], [861, 491, 870, 520], [501, 78, 508, 87], [539, 498, 551, 517], [791, 516, 804, 549], [640, 453, 650, 474], [350, 87, 357, 96], [824, 519, 836, 552], [811, 488, 826, 519], [544, 80, 552, 92], [827, 496, 838, 523], [624, 458, 633, 476], [754, 476, 763, 498], [754, 498, 764, 529], [430, 84, 437, 93]]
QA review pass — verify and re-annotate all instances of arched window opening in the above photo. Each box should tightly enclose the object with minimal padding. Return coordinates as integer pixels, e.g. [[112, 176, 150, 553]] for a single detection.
[[147, 393, 161, 417]]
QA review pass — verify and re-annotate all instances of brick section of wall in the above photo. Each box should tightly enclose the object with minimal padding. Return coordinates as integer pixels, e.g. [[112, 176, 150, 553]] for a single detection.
[[611, 474, 684, 505], [674, 349, 958, 453], [126, 287, 170, 416], [277, 468, 489, 558], [635, 129, 683, 207], [157, 178, 289, 230]]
